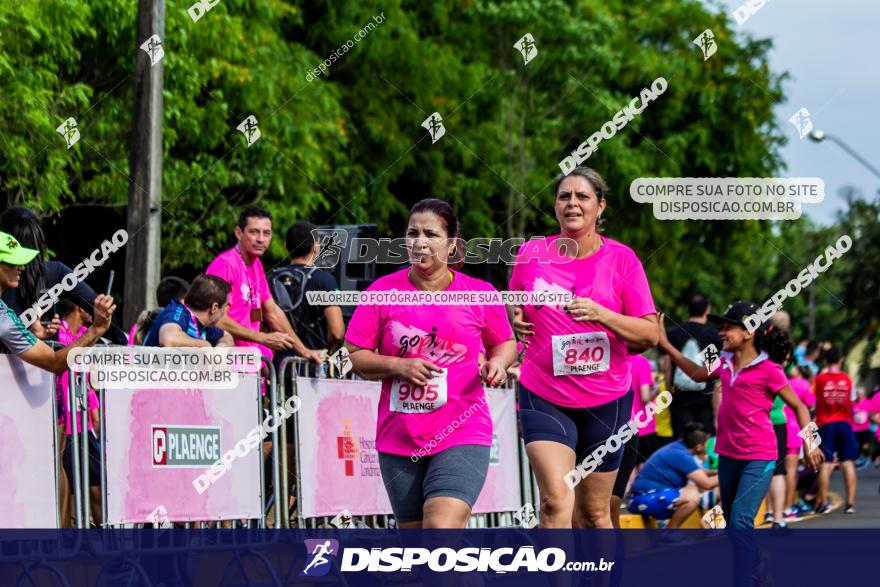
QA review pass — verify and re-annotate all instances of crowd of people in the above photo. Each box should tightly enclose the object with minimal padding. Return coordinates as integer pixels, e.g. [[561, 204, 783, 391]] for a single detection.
[[0, 165, 877, 530]]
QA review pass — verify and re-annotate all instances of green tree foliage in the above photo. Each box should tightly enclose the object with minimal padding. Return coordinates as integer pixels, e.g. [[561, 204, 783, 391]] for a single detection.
[[1, 0, 873, 352]]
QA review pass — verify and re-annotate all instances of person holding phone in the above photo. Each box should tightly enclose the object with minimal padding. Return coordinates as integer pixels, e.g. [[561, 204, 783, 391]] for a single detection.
[[0, 206, 126, 343]]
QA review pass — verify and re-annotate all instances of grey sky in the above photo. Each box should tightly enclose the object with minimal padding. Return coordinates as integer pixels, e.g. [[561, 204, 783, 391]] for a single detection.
[[712, 0, 879, 225]]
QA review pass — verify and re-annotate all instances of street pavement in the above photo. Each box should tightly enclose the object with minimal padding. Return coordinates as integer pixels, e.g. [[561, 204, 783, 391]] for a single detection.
[[797, 464, 880, 528]]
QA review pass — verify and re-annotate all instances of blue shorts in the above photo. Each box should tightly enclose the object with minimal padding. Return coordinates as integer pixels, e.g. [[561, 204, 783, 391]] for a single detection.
[[519, 384, 634, 473], [629, 488, 681, 519], [817, 421, 859, 462]]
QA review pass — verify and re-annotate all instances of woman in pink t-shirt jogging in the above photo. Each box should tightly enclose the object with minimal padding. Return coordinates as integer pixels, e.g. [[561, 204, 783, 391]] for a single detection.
[[659, 301, 823, 528], [509, 167, 659, 529], [344, 199, 516, 529]]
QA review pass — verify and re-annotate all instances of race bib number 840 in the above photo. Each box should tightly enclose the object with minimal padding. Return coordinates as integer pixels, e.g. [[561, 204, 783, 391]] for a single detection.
[[552, 332, 611, 376], [390, 370, 448, 413]]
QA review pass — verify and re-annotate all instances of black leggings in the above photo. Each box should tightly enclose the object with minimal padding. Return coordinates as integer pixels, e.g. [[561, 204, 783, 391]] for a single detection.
[[612, 433, 640, 498]]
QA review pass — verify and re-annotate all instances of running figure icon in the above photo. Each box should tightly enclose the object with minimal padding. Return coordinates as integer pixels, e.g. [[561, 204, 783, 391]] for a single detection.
[[301, 539, 338, 576]]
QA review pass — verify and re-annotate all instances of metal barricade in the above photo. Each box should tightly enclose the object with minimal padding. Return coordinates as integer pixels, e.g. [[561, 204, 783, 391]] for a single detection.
[[68, 347, 281, 529], [0, 352, 80, 584], [0, 353, 63, 527], [63, 347, 283, 586], [68, 346, 542, 532], [278, 357, 533, 529]]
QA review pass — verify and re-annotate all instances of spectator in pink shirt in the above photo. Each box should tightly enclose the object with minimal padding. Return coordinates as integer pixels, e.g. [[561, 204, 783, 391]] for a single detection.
[[55, 298, 103, 526], [852, 387, 872, 461], [783, 363, 815, 520], [205, 207, 324, 364]]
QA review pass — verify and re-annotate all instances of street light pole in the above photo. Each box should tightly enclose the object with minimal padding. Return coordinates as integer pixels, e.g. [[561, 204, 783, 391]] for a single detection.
[[125, 0, 164, 328], [808, 130, 880, 180]]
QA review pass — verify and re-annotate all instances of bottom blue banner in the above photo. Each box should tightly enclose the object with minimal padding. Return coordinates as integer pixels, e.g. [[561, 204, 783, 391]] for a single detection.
[[0, 529, 874, 586]]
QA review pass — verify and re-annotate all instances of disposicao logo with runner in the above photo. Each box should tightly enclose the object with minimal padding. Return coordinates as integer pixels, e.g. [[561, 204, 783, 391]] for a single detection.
[[301, 539, 340, 577]]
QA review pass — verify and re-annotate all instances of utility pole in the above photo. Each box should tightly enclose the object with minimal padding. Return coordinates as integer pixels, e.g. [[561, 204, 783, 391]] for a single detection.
[[124, 0, 164, 327]]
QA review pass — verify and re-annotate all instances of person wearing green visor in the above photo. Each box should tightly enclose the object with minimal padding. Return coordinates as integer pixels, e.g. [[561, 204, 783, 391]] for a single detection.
[[0, 231, 115, 373]]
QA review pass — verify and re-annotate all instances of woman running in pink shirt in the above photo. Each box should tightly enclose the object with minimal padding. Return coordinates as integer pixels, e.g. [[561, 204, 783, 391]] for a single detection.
[[510, 167, 659, 528], [345, 199, 516, 528]]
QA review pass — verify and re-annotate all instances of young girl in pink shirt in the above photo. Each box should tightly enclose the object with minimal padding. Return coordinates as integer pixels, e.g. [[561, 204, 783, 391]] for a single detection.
[[659, 301, 822, 528]]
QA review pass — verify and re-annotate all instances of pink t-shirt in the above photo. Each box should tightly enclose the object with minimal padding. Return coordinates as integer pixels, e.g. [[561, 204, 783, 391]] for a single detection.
[[127, 323, 137, 345], [628, 354, 656, 435], [784, 376, 814, 450], [714, 352, 789, 460], [870, 394, 880, 441], [345, 268, 513, 457], [56, 322, 99, 435], [852, 398, 872, 432], [205, 246, 272, 360], [508, 236, 655, 408]]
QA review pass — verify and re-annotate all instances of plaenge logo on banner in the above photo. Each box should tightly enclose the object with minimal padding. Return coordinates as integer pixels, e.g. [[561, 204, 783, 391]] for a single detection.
[[152, 425, 221, 467]]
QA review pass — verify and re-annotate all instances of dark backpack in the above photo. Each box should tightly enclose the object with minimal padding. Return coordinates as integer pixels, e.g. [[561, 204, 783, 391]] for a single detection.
[[267, 266, 325, 349]]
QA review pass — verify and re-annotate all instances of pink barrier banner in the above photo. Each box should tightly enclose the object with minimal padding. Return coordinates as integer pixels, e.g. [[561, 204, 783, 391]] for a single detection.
[[296, 378, 390, 518], [472, 386, 521, 514], [296, 378, 520, 518], [103, 374, 262, 524], [0, 355, 57, 528]]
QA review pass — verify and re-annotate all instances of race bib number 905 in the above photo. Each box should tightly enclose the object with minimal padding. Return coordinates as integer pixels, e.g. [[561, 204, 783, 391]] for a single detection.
[[552, 332, 611, 376], [390, 370, 448, 413]]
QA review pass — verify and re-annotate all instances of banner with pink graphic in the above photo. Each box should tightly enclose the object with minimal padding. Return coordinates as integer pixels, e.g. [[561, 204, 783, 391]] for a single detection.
[[0, 355, 58, 528], [296, 378, 390, 518], [472, 386, 521, 514], [103, 375, 262, 524], [296, 378, 521, 518]]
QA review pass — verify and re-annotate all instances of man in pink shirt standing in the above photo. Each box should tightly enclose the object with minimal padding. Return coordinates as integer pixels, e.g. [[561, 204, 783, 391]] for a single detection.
[[206, 207, 325, 364]]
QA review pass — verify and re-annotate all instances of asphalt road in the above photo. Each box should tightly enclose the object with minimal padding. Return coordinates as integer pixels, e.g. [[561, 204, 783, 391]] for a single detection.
[[797, 465, 880, 528]]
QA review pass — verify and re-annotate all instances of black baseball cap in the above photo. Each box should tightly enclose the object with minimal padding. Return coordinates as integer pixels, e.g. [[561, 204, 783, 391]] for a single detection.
[[707, 301, 760, 329]]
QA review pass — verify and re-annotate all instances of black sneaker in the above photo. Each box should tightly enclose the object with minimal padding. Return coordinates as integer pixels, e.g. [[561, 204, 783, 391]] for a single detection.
[[816, 502, 835, 515], [844, 503, 856, 514], [771, 521, 790, 535]]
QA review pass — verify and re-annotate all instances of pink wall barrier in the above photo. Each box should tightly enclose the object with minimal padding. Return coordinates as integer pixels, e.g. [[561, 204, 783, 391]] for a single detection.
[[472, 386, 522, 514], [295, 378, 521, 519], [0, 355, 58, 528], [102, 374, 263, 524]]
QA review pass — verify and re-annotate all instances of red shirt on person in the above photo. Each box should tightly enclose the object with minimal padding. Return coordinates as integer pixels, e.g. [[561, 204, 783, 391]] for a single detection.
[[813, 369, 853, 427]]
